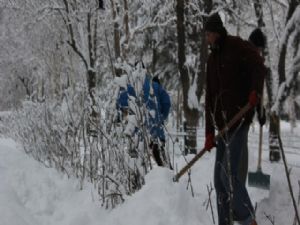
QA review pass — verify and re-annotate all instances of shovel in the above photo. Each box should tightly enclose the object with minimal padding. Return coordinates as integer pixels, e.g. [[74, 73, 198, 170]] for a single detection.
[[174, 102, 253, 182], [248, 101, 270, 190]]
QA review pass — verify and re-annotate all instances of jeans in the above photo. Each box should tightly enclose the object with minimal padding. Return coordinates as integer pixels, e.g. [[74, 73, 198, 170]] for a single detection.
[[238, 141, 248, 185], [214, 124, 254, 225]]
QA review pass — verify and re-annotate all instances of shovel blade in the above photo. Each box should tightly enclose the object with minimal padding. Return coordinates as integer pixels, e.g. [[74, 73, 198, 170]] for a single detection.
[[248, 170, 270, 190]]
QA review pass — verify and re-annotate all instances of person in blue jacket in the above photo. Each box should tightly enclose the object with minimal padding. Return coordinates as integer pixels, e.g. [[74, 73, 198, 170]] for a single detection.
[[117, 71, 171, 167], [116, 84, 136, 121]]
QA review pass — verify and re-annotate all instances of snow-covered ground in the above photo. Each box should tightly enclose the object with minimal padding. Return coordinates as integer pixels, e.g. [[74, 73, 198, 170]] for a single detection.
[[0, 121, 299, 225]]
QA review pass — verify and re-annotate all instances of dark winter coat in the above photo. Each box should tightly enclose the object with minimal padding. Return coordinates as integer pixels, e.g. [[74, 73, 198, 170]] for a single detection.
[[205, 34, 266, 136]]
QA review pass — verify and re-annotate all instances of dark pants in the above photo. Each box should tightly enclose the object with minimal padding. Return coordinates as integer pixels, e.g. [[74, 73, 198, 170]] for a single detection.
[[238, 143, 248, 185], [151, 142, 164, 166], [150, 140, 166, 167], [214, 124, 254, 225]]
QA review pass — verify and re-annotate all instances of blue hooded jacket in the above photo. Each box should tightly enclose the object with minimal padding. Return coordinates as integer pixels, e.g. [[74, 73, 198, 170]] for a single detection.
[[117, 76, 171, 141]]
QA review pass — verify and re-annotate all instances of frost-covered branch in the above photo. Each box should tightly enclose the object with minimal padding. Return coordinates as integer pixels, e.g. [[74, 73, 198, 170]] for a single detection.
[[272, 52, 300, 112], [272, 5, 300, 113]]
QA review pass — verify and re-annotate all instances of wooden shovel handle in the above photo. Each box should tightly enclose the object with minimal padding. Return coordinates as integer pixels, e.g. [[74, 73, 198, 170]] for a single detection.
[[173, 103, 253, 182]]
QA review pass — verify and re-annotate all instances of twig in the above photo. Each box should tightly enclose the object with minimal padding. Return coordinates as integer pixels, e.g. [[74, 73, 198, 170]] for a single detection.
[[186, 170, 194, 197], [293, 181, 300, 225], [278, 134, 300, 225], [104, 29, 116, 77], [206, 183, 216, 224], [264, 212, 275, 225]]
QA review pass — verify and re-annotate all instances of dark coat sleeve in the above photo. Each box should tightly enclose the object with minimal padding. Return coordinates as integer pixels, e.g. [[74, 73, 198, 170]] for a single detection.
[[238, 39, 266, 99]]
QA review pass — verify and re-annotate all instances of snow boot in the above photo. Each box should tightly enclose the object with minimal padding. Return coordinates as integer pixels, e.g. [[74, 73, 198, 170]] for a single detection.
[[151, 142, 164, 166]]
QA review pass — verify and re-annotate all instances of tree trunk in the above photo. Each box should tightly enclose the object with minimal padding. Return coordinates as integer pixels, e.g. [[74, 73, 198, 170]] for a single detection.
[[176, 0, 198, 154], [110, 0, 122, 77], [176, 0, 214, 154], [253, 0, 265, 27], [264, 69, 281, 161], [87, 12, 99, 136], [292, 36, 300, 120], [122, 0, 129, 58], [151, 44, 157, 74], [269, 112, 281, 161], [252, 0, 281, 161], [278, 0, 299, 94], [273, 0, 299, 159], [176, 0, 212, 154], [198, 0, 212, 99], [87, 69, 98, 136]]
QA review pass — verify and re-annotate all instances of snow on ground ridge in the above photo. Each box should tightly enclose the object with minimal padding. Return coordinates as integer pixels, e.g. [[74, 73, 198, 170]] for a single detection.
[[0, 138, 213, 225]]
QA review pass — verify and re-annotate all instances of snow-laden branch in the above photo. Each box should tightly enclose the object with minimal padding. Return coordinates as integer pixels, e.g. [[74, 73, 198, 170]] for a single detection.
[[265, 0, 281, 44], [272, 5, 300, 113], [270, 0, 289, 9], [272, 63, 300, 114], [187, 75, 201, 110], [124, 1, 176, 47], [272, 33, 300, 113], [278, 5, 300, 53], [127, 16, 176, 44]]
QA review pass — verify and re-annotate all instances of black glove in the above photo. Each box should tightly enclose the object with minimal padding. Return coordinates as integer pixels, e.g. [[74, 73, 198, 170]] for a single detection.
[[257, 107, 266, 126]]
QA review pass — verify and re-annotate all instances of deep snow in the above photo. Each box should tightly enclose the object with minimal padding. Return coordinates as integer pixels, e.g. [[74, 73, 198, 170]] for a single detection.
[[0, 121, 300, 225]]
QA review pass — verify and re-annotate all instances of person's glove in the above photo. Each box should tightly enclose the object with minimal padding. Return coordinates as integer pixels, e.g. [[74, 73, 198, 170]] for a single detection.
[[249, 90, 258, 107], [257, 107, 266, 126], [204, 133, 215, 151]]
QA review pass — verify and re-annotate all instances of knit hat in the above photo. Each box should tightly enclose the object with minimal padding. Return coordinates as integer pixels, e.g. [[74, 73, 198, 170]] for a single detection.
[[249, 28, 266, 49], [204, 13, 224, 33]]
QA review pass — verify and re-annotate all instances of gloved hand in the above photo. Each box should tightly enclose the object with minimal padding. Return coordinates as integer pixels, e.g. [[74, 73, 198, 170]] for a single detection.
[[249, 90, 258, 107], [204, 133, 215, 151], [257, 107, 266, 126]]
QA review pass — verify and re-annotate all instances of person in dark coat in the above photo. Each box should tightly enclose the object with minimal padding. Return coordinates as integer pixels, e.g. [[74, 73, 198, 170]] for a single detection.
[[249, 28, 280, 162], [117, 67, 171, 167], [236, 28, 268, 186], [203, 13, 266, 225], [249, 28, 266, 55]]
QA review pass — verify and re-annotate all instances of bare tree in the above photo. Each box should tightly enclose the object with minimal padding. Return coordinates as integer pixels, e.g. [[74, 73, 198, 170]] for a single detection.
[[271, 1, 300, 161], [176, 0, 212, 154], [251, 0, 282, 161], [56, 0, 102, 134]]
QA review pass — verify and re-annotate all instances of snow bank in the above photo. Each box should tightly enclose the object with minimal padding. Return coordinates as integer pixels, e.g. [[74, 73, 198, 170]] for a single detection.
[[0, 138, 104, 225], [105, 167, 211, 225]]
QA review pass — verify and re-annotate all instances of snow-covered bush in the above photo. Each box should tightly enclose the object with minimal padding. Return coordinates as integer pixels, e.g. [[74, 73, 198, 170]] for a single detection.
[[6, 66, 159, 208]]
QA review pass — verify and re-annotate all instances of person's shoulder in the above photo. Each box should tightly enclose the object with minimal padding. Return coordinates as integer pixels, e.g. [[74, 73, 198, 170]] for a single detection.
[[226, 35, 256, 52], [226, 35, 246, 45]]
